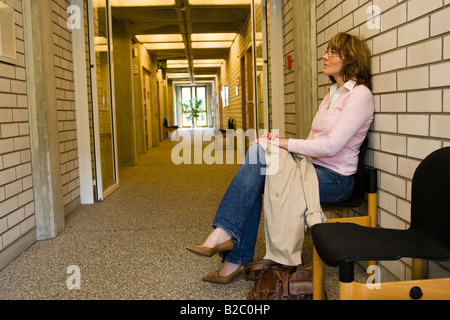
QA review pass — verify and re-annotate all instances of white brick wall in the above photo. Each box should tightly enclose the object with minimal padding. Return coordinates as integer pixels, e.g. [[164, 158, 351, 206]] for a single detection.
[[282, 0, 296, 137], [1, 0, 79, 262], [53, 0, 80, 210], [315, 0, 450, 280], [0, 0, 35, 252]]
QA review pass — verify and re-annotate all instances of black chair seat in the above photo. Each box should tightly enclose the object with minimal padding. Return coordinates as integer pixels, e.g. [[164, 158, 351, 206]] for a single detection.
[[321, 194, 363, 208], [311, 222, 450, 267]]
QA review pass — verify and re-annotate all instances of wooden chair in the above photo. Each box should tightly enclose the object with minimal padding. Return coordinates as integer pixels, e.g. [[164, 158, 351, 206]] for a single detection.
[[312, 147, 450, 300], [313, 137, 379, 300]]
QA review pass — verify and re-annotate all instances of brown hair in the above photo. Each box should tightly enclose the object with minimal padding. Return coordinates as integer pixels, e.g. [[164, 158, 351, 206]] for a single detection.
[[327, 32, 372, 90]]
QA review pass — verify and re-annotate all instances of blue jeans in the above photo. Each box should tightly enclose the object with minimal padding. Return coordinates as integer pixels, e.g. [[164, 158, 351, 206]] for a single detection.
[[212, 144, 354, 264]]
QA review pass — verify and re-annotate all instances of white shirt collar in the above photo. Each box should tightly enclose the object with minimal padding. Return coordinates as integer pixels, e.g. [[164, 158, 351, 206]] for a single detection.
[[330, 79, 357, 94], [328, 80, 357, 109]]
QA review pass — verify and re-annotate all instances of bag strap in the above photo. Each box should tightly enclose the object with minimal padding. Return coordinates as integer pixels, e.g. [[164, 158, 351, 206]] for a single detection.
[[243, 259, 280, 281], [281, 269, 290, 300]]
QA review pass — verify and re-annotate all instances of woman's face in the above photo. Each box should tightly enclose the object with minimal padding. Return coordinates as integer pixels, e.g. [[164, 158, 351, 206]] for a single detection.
[[323, 49, 345, 84]]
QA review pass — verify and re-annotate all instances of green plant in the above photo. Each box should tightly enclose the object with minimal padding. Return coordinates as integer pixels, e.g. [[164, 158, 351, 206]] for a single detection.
[[179, 97, 205, 124]]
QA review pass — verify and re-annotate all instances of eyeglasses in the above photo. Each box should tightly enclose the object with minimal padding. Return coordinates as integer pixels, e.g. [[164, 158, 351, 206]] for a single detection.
[[324, 49, 341, 57]]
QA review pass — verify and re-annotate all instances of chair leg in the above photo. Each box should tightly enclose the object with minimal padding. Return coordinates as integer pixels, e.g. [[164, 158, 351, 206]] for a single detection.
[[313, 246, 326, 300], [412, 258, 425, 280], [339, 281, 355, 300], [368, 192, 377, 228], [368, 192, 378, 269], [341, 207, 349, 218]]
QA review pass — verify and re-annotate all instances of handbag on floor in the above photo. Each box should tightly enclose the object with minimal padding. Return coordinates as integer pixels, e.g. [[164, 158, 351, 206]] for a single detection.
[[243, 259, 313, 300]]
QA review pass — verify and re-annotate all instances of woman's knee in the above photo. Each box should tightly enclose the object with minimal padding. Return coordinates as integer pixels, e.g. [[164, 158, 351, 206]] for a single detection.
[[245, 143, 266, 165]]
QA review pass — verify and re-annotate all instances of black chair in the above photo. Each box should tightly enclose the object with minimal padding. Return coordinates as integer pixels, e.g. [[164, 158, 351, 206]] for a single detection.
[[313, 137, 378, 299], [215, 118, 237, 150], [163, 118, 178, 139], [312, 147, 450, 300], [218, 117, 236, 134]]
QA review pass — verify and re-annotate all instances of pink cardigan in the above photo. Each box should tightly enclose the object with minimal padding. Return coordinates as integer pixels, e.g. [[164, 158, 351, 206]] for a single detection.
[[287, 83, 374, 176]]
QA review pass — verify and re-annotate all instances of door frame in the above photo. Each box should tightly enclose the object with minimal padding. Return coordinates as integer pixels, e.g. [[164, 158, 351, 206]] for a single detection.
[[142, 68, 152, 150], [72, 0, 94, 204], [241, 47, 254, 133], [87, 0, 119, 202], [268, 0, 286, 136]]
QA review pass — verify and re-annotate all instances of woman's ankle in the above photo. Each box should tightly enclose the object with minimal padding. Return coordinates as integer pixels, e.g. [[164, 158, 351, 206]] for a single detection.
[[203, 228, 231, 248], [219, 262, 242, 277]]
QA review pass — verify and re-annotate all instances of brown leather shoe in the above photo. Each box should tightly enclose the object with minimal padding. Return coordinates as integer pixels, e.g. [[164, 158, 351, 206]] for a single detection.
[[185, 239, 234, 258], [202, 265, 244, 284]]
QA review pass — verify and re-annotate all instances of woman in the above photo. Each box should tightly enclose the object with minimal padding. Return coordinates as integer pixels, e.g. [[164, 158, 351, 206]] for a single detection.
[[186, 32, 374, 284]]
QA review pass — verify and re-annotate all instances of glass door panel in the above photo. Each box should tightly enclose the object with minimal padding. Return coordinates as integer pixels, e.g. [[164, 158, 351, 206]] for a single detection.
[[88, 0, 118, 201], [252, 0, 270, 134]]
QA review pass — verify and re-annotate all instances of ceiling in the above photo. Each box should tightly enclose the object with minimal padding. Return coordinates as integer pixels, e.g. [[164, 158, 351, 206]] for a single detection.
[[110, 0, 252, 82]]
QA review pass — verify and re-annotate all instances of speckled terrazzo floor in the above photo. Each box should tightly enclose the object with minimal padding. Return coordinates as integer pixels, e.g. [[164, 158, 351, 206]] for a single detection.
[[0, 131, 368, 300]]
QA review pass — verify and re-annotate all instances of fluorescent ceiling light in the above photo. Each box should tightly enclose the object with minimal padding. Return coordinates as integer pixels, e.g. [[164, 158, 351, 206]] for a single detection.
[[111, 0, 176, 6], [167, 73, 191, 78], [167, 60, 189, 68], [194, 64, 222, 68], [191, 33, 237, 42], [189, 0, 251, 5], [167, 60, 189, 64], [168, 64, 190, 69], [195, 75, 217, 78], [144, 43, 185, 50], [192, 42, 232, 49], [194, 59, 224, 64], [136, 34, 183, 43]]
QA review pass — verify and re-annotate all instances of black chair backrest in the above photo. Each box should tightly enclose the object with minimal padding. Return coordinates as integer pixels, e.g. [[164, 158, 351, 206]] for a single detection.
[[228, 118, 236, 130], [351, 137, 369, 202], [410, 147, 450, 246], [322, 137, 369, 207]]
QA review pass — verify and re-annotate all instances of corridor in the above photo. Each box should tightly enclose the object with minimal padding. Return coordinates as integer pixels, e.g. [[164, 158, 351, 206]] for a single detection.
[[1, 0, 449, 301], [0, 136, 368, 300]]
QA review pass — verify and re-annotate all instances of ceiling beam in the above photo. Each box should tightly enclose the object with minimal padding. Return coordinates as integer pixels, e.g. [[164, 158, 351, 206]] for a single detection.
[[178, 0, 195, 83]]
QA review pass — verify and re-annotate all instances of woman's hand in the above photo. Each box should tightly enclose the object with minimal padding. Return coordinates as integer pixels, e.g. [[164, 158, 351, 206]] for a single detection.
[[266, 131, 283, 140], [251, 131, 289, 150]]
